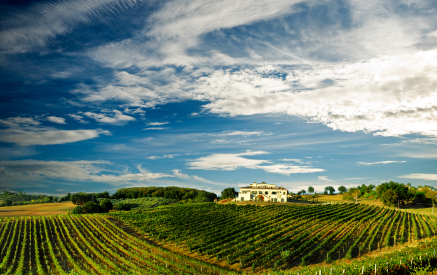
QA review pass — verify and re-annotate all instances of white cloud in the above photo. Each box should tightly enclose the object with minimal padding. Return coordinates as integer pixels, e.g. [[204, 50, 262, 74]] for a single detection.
[[80, 1, 437, 140], [358, 161, 407, 165], [195, 50, 437, 137], [318, 176, 332, 181], [208, 130, 266, 137], [143, 127, 169, 130], [0, 0, 141, 54], [260, 164, 324, 176], [398, 174, 437, 181], [172, 169, 190, 179], [0, 116, 110, 146], [91, 0, 312, 69], [147, 122, 169, 126], [187, 151, 270, 171], [147, 154, 177, 160], [187, 150, 324, 175], [68, 114, 88, 124], [46, 116, 66, 124], [0, 160, 172, 184], [281, 159, 306, 164], [83, 110, 135, 125]]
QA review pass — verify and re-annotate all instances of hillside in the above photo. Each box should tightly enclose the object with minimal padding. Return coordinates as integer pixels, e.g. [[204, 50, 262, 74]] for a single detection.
[[2, 202, 437, 274], [110, 203, 437, 272]]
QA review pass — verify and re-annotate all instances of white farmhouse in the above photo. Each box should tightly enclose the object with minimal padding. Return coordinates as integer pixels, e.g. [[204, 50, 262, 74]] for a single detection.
[[237, 182, 288, 203]]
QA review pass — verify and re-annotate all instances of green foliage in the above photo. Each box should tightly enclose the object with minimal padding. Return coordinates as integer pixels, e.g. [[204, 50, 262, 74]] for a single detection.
[[3, 198, 12, 206], [415, 191, 426, 201], [325, 186, 335, 195], [116, 202, 131, 211], [308, 186, 314, 194], [82, 201, 101, 214], [338, 186, 347, 194], [100, 197, 177, 210], [99, 198, 113, 212], [221, 187, 237, 199], [377, 181, 409, 206], [70, 191, 110, 205], [71, 205, 85, 214], [381, 189, 399, 207], [112, 186, 217, 202]]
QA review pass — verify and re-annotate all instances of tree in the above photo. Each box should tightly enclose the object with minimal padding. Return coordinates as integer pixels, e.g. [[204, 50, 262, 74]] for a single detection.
[[338, 186, 347, 194], [380, 189, 399, 207], [325, 186, 335, 195], [3, 199, 12, 206], [72, 205, 85, 214], [99, 198, 113, 212], [221, 188, 238, 199], [194, 192, 210, 202], [414, 192, 426, 202], [116, 202, 130, 211], [308, 186, 314, 194], [360, 184, 367, 196], [376, 181, 409, 204], [82, 201, 100, 214]]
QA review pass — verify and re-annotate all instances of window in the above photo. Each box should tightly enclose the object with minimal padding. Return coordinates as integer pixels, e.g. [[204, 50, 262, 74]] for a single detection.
[[252, 191, 257, 194], [281, 198, 284, 202], [272, 192, 276, 195], [259, 191, 262, 194], [265, 191, 268, 195], [283, 192, 286, 195], [241, 197, 244, 201]]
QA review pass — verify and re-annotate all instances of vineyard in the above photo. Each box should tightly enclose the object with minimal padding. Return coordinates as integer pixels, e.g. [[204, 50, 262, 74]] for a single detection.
[[0, 215, 232, 275], [110, 203, 437, 272]]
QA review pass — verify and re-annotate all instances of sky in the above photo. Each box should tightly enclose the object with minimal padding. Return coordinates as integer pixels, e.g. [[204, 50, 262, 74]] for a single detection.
[[1, 0, 437, 196]]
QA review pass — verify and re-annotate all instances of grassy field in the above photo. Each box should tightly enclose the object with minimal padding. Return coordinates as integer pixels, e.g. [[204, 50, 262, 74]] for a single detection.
[[0, 202, 76, 217]]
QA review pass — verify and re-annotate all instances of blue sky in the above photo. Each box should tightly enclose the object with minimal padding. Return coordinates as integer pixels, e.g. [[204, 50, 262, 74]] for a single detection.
[[1, 0, 437, 196]]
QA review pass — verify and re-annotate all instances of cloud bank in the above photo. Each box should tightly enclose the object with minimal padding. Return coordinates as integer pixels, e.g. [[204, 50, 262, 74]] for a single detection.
[[187, 150, 324, 175]]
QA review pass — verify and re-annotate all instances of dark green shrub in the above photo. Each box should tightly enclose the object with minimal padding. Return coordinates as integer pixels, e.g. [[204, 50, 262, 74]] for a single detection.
[[99, 198, 113, 212], [72, 205, 85, 214], [82, 201, 101, 213], [116, 202, 130, 211]]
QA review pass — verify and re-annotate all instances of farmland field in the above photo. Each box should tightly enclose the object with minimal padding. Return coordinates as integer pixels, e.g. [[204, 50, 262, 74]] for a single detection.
[[2, 202, 437, 274], [0, 202, 76, 217], [111, 203, 437, 272], [0, 214, 232, 275]]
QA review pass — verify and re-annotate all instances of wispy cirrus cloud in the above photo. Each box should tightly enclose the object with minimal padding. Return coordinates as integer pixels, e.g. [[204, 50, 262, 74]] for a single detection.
[[147, 122, 169, 126], [0, 0, 144, 54], [318, 176, 332, 181], [358, 161, 407, 165], [172, 169, 215, 184], [143, 127, 169, 130], [0, 116, 110, 146]]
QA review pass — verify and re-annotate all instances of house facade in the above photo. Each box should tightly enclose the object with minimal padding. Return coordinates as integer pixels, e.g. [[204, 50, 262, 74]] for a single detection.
[[237, 182, 288, 203]]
